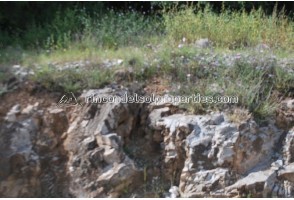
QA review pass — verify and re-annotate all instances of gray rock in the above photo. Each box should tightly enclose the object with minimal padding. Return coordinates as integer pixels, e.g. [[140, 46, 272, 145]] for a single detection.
[[168, 186, 180, 198], [148, 107, 170, 130], [96, 133, 122, 149], [11, 65, 34, 81], [5, 104, 21, 122], [50, 60, 91, 71], [88, 147, 104, 168], [97, 157, 138, 190], [278, 163, 294, 182], [103, 147, 122, 164], [276, 99, 294, 129], [21, 103, 39, 115], [195, 38, 212, 49], [225, 168, 276, 197], [180, 168, 233, 197], [102, 59, 123, 68], [63, 88, 142, 197], [150, 110, 282, 197], [2, 85, 293, 198], [0, 118, 41, 197], [284, 129, 294, 164], [82, 137, 97, 151]]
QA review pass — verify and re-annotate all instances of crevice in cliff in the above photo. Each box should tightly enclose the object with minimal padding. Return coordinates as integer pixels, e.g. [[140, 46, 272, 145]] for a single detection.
[[119, 103, 172, 197]]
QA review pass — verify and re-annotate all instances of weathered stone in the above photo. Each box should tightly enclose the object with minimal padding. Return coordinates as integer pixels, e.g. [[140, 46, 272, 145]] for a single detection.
[[151, 110, 282, 197], [278, 163, 294, 182], [88, 148, 104, 168], [4, 104, 20, 122], [48, 107, 68, 136], [82, 137, 97, 151], [225, 168, 276, 197], [1, 85, 293, 198], [148, 107, 170, 130], [96, 133, 122, 149], [195, 38, 212, 49], [21, 104, 35, 115], [0, 118, 41, 197], [63, 88, 143, 197], [276, 99, 294, 129], [103, 147, 122, 164], [97, 157, 139, 191], [11, 65, 34, 81], [205, 114, 225, 125], [284, 129, 294, 164], [180, 168, 233, 197], [167, 186, 180, 198], [102, 59, 123, 68]]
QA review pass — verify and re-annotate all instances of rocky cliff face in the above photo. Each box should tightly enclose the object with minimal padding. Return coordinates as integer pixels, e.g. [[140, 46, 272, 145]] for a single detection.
[[0, 85, 294, 197]]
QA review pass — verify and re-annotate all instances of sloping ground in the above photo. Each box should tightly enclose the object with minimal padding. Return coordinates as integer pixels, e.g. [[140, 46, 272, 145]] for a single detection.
[[0, 78, 294, 197]]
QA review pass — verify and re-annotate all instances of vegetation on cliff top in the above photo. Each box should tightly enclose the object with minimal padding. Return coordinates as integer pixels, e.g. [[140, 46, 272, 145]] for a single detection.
[[0, 2, 293, 122]]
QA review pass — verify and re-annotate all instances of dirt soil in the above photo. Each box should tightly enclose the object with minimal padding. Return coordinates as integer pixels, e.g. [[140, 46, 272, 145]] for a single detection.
[[0, 81, 59, 123]]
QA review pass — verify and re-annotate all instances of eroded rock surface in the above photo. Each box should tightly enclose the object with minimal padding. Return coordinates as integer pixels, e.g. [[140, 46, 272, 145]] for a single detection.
[[1, 86, 294, 197], [0, 103, 69, 197], [63, 88, 144, 197], [149, 111, 287, 197]]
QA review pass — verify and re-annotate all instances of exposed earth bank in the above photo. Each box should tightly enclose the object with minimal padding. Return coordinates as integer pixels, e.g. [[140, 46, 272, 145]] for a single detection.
[[0, 76, 294, 197]]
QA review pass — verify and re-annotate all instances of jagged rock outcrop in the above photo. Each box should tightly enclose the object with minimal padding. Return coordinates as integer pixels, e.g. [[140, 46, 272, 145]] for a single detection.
[[0, 115, 41, 197], [63, 88, 145, 197], [149, 111, 287, 197], [1, 86, 294, 198], [0, 102, 69, 197]]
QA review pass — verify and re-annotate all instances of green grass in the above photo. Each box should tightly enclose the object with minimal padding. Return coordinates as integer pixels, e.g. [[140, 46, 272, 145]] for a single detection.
[[31, 63, 114, 93]]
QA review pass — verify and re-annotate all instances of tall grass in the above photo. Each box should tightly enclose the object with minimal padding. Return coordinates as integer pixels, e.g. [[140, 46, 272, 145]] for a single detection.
[[163, 5, 294, 50], [5, 5, 294, 52], [16, 8, 162, 51]]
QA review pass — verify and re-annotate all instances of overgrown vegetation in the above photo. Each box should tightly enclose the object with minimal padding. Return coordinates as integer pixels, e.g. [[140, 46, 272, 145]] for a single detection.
[[164, 5, 294, 50], [1, 2, 294, 123]]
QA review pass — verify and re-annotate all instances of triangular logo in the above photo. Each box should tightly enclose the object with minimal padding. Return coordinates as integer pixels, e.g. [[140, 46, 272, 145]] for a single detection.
[[57, 92, 82, 107]]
